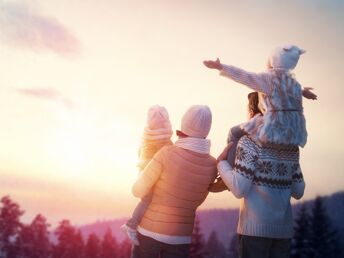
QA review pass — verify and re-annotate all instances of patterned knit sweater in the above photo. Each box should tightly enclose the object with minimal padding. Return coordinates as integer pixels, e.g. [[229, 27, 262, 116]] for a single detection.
[[218, 136, 305, 239]]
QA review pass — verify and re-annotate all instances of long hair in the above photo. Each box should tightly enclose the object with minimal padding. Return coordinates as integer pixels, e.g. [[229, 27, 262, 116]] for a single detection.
[[247, 92, 263, 118]]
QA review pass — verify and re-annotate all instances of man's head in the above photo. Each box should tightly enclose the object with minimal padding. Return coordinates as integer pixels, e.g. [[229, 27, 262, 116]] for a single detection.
[[177, 105, 212, 138]]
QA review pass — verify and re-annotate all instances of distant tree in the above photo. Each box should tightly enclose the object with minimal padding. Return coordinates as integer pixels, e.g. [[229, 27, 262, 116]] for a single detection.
[[227, 234, 239, 258], [118, 239, 131, 258], [308, 197, 339, 258], [189, 218, 206, 258], [204, 230, 226, 258], [0, 195, 24, 258], [18, 214, 51, 258], [101, 228, 119, 258], [291, 204, 311, 258], [17, 224, 34, 258], [53, 219, 81, 258], [74, 230, 85, 258], [85, 233, 100, 258]]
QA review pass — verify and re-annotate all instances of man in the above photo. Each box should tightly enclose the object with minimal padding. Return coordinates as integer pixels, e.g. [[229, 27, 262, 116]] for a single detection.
[[217, 133, 305, 258]]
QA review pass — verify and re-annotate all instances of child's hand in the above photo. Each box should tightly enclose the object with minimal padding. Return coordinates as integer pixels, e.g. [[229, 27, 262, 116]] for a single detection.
[[302, 87, 317, 100], [217, 142, 233, 162], [203, 58, 223, 70]]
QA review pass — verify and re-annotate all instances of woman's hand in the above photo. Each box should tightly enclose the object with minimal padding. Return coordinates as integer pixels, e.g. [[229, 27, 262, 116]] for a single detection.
[[217, 142, 233, 162], [209, 177, 229, 193], [203, 58, 223, 70]]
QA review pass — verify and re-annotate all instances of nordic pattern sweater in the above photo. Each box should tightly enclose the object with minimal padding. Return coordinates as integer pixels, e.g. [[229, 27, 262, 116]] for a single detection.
[[132, 145, 217, 236], [218, 136, 305, 239]]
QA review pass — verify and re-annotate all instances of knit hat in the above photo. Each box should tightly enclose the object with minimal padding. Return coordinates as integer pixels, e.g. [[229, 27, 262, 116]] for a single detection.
[[269, 45, 306, 71], [178, 105, 212, 138], [147, 105, 171, 130]]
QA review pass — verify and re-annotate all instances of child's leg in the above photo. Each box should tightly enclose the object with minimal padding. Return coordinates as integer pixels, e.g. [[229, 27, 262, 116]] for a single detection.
[[126, 191, 153, 229]]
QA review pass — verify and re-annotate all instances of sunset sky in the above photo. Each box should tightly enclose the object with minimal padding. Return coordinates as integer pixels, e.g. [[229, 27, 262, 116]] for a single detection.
[[0, 0, 343, 226]]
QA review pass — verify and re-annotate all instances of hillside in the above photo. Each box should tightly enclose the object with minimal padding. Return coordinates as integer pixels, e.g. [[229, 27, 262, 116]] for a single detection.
[[77, 191, 344, 247]]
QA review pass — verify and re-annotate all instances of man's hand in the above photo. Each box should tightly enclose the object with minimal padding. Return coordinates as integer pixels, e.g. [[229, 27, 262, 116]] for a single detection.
[[302, 87, 317, 100], [203, 58, 223, 70]]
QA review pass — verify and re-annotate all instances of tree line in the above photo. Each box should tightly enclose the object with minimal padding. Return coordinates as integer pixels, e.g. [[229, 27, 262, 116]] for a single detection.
[[0, 196, 130, 258], [0, 195, 342, 258], [189, 196, 343, 258]]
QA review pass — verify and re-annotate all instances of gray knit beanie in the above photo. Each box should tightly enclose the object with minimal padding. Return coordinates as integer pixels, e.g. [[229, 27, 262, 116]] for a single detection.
[[180, 105, 212, 138]]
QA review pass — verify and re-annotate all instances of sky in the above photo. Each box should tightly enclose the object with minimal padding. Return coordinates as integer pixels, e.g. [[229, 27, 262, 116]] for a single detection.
[[0, 0, 343, 226]]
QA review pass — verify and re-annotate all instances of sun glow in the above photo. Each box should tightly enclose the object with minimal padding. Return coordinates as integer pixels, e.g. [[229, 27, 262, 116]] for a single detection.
[[47, 109, 139, 180]]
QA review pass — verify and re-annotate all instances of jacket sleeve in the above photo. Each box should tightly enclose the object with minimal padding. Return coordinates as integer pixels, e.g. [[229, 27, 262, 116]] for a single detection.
[[218, 137, 257, 198], [220, 64, 273, 95], [132, 148, 165, 198], [291, 159, 305, 200]]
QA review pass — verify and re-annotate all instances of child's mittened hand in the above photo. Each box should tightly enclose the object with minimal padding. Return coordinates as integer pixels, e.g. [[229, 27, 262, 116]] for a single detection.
[[302, 87, 317, 100], [203, 58, 223, 70]]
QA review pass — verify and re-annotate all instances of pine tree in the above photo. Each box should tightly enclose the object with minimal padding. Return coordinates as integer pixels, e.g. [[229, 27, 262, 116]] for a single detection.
[[53, 219, 81, 258], [101, 228, 119, 258], [18, 214, 51, 258], [291, 204, 311, 258], [0, 195, 24, 258], [17, 224, 34, 258], [74, 230, 85, 258], [85, 233, 100, 258], [189, 218, 206, 258], [309, 197, 339, 258], [204, 230, 226, 258], [227, 234, 239, 258]]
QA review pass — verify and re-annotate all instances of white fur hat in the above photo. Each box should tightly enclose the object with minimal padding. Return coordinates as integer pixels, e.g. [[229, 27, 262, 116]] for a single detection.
[[269, 45, 306, 70], [180, 105, 212, 138], [147, 105, 171, 129]]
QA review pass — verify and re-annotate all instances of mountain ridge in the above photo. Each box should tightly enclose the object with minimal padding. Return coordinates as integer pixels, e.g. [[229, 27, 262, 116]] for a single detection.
[[77, 191, 344, 247]]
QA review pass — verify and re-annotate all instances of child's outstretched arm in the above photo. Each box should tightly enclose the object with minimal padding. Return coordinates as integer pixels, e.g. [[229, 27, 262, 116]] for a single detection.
[[203, 58, 273, 95]]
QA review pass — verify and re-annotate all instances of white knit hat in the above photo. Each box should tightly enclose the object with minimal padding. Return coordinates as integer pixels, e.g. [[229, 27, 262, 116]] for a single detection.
[[147, 105, 171, 130], [179, 105, 212, 138], [269, 45, 306, 70]]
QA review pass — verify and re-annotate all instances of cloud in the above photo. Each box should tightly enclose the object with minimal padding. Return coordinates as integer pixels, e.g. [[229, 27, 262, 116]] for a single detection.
[[16, 87, 74, 108], [0, 1, 81, 57]]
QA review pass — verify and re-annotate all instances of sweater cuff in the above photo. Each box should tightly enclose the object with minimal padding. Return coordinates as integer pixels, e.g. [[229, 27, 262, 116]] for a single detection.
[[217, 160, 232, 174], [219, 64, 231, 77]]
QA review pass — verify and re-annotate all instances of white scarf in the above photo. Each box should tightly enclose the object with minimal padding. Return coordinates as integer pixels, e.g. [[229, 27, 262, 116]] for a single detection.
[[175, 137, 211, 154]]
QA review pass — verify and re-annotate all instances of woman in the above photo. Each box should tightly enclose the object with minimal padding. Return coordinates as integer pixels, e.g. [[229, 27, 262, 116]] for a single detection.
[[131, 105, 217, 258]]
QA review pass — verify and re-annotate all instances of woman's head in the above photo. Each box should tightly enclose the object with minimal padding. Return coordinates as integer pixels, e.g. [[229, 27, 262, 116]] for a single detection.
[[177, 105, 212, 138], [247, 92, 263, 119]]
